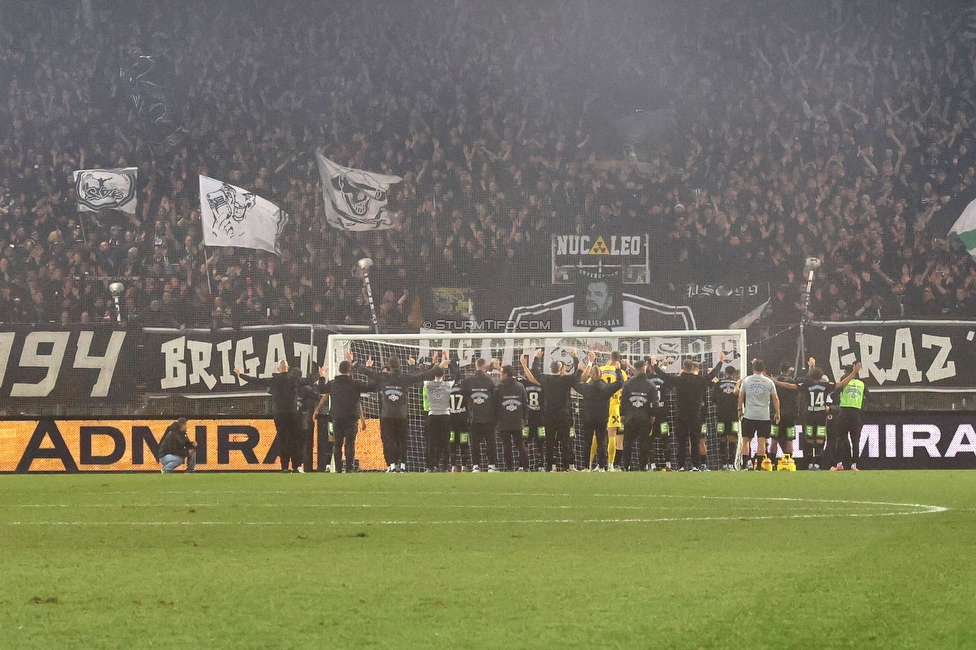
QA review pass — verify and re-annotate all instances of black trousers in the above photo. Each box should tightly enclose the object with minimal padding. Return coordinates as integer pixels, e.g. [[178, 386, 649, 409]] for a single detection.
[[623, 419, 652, 470], [470, 422, 497, 469], [316, 416, 333, 472], [581, 419, 608, 469], [273, 412, 303, 470], [426, 415, 452, 470], [545, 417, 575, 470], [302, 413, 314, 472], [675, 415, 701, 469], [332, 418, 358, 472], [380, 417, 408, 466], [450, 427, 470, 468], [832, 408, 863, 467], [499, 429, 528, 471], [647, 416, 672, 467]]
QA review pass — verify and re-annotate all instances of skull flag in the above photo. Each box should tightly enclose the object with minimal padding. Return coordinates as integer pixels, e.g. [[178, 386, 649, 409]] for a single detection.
[[315, 154, 402, 231], [74, 168, 138, 214], [199, 176, 288, 255]]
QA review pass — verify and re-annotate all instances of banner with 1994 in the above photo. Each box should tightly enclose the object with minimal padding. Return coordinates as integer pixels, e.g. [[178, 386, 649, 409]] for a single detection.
[[0, 325, 342, 411]]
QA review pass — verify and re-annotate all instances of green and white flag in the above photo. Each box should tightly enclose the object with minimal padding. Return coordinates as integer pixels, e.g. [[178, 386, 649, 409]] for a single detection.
[[949, 198, 976, 257]]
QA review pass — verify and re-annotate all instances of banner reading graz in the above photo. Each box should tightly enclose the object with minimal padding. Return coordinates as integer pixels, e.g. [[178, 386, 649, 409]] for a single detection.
[[0, 326, 132, 401], [0, 419, 298, 472], [146, 325, 333, 394], [806, 321, 976, 391]]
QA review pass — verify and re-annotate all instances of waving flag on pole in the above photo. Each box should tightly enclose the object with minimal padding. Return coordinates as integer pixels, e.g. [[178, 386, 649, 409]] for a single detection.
[[949, 198, 976, 259], [74, 168, 138, 214], [199, 176, 288, 255], [315, 154, 402, 231]]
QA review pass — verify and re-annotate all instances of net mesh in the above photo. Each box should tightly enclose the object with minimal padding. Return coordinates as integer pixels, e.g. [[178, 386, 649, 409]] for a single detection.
[[328, 331, 748, 471]]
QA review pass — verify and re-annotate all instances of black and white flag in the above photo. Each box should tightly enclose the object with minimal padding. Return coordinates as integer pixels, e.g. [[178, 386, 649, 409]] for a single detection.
[[315, 154, 402, 231], [74, 168, 138, 214], [199, 176, 288, 255]]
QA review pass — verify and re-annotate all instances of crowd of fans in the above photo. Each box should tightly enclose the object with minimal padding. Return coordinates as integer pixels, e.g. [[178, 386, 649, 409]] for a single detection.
[[0, 0, 974, 334]]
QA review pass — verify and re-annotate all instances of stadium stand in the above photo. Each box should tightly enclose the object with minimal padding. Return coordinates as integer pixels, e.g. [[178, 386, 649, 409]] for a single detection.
[[0, 0, 974, 334]]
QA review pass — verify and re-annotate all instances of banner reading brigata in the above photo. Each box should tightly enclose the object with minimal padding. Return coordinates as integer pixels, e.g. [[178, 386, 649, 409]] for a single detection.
[[806, 321, 976, 391], [0, 325, 346, 403], [0, 419, 291, 472], [146, 326, 330, 394]]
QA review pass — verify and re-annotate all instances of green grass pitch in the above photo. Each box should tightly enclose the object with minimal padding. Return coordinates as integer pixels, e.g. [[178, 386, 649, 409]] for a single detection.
[[1, 471, 974, 649]]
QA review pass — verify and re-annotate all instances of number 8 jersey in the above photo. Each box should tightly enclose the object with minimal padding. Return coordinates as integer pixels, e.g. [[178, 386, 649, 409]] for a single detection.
[[519, 377, 545, 427]]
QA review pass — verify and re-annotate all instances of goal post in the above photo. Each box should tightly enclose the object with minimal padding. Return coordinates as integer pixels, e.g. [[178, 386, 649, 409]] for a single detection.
[[326, 330, 748, 472]]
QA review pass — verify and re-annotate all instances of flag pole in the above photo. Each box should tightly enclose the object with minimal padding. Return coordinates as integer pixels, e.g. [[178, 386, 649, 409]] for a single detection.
[[203, 244, 214, 296], [358, 258, 380, 335], [308, 306, 316, 376]]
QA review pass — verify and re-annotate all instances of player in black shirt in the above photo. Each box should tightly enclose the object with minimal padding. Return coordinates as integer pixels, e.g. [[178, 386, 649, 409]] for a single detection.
[[770, 362, 799, 466], [447, 359, 470, 472], [521, 348, 581, 471], [519, 352, 546, 470], [357, 353, 447, 472], [461, 358, 499, 472], [295, 368, 320, 472], [235, 360, 324, 472], [646, 368, 671, 470], [574, 364, 624, 472], [712, 366, 739, 470], [315, 360, 378, 473], [786, 358, 860, 470], [651, 352, 725, 471], [619, 360, 658, 471], [494, 365, 529, 471]]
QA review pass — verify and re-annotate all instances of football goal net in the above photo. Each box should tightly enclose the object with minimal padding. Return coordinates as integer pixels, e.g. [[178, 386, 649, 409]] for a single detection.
[[325, 330, 748, 471]]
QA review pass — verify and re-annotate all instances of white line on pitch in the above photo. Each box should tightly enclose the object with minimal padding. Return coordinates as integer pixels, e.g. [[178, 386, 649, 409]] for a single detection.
[[1, 507, 947, 527], [1, 503, 891, 512]]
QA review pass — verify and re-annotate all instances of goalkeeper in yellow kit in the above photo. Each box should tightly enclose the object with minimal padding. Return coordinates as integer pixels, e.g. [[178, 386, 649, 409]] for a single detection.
[[588, 351, 628, 471]]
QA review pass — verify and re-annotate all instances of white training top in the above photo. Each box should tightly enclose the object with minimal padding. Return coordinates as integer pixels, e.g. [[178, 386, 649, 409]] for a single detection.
[[740, 373, 777, 421]]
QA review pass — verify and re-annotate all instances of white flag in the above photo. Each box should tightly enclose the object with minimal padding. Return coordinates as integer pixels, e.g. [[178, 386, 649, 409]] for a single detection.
[[949, 198, 976, 259], [315, 154, 401, 231], [74, 168, 138, 214], [199, 176, 288, 255], [729, 298, 771, 330]]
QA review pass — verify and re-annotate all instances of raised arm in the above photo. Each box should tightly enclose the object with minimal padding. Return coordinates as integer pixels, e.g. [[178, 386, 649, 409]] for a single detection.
[[313, 391, 330, 417], [405, 358, 449, 385], [773, 378, 798, 391], [355, 377, 379, 393], [706, 351, 725, 380], [233, 367, 270, 386], [355, 356, 381, 380], [649, 357, 676, 387], [520, 354, 541, 386], [448, 357, 461, 382], [835, 361, 863, 390], [532, 348, 546, 375]]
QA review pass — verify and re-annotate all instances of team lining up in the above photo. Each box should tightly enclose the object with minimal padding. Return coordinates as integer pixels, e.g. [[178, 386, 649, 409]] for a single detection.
[[315, 348, 868, 473]]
